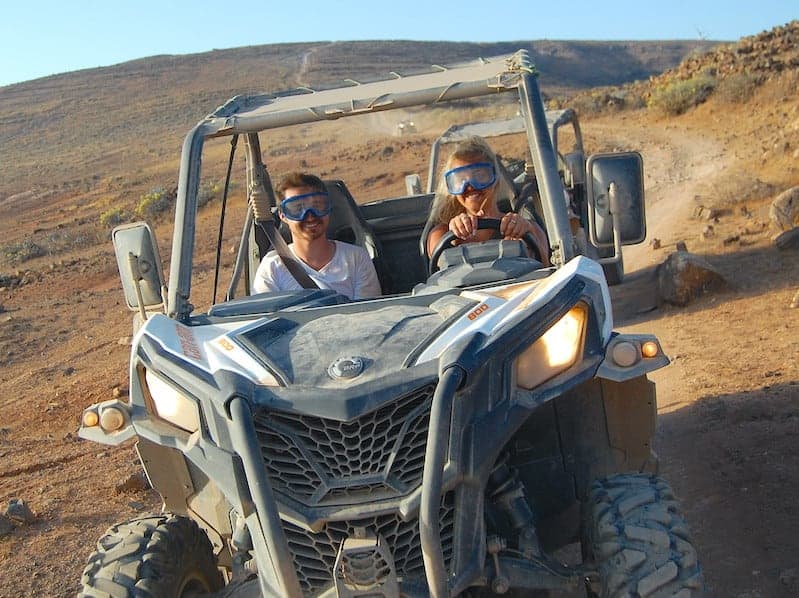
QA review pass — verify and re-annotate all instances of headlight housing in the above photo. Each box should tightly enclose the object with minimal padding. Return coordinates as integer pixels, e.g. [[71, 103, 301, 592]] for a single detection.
[[143, 369, 201, 433], [515, 303, 587, 389]]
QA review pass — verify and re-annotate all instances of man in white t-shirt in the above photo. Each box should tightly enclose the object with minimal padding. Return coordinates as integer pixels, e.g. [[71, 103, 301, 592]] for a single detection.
[[252, 172, 382, 300]]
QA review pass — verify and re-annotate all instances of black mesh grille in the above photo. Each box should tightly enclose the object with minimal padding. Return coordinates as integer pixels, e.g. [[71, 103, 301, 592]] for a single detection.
[[253, 384, 435, 505], [283, 493, 456, 594]]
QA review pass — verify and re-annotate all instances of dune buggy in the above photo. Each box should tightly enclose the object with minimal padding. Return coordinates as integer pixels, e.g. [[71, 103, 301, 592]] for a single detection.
[[78, 50, 702, 597]]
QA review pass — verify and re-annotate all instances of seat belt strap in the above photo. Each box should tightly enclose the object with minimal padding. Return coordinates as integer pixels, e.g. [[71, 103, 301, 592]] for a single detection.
[[257, 219, 319, 290]]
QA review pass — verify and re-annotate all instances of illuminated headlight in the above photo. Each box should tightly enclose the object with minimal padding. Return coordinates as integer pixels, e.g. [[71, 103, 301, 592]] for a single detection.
[[144, 370, 201, 433], [515, 304, 587, 389]]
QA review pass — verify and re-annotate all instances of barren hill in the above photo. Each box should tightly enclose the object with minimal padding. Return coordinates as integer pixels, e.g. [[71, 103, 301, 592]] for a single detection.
[[0, 38, 715, 202]]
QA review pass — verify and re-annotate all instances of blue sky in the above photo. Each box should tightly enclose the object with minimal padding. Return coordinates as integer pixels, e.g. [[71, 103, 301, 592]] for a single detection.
[[0, 0, 795, 87]]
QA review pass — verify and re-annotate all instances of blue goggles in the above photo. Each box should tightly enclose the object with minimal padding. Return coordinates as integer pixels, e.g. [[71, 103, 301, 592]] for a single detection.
[[444, 162, 497, 195], [279, 191, 331, 221]]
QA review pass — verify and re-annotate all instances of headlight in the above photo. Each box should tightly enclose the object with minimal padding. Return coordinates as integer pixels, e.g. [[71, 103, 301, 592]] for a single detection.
[[515, 303, 587, 389], [144, 369, 201, 433]]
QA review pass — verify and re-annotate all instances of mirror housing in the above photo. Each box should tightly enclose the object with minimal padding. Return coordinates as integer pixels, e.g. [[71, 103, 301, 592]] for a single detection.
[[112, 222, 165, 314], [586, 152, 646, 247]]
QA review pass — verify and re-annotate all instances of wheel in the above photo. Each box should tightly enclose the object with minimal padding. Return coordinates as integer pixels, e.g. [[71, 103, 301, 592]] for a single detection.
[[79, 513, 224, 598], [428, 217, 543, 275], [583, 474, 704, 597]]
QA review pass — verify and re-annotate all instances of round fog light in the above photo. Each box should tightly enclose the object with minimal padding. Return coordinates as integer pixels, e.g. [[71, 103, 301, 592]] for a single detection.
[[641, 341, 659, 358], [611, 341, 639, 367], [99, 407, 126, 432], [82, 410, 99, 427]]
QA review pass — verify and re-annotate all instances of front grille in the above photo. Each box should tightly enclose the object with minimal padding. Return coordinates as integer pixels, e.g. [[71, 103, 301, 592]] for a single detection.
[[253, 384, 435, 505], [283, 493, 456, 594]]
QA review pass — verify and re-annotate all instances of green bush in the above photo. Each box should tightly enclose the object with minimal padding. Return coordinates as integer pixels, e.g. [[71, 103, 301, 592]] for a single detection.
[[648, 74, 717, 115], [135, 186, 174, 218], [99, 207, 127, 227]]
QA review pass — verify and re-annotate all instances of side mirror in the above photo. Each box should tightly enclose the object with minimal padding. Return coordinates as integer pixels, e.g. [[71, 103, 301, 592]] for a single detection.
[[586, 152, 646, 247], [112, 222, 165, 315]]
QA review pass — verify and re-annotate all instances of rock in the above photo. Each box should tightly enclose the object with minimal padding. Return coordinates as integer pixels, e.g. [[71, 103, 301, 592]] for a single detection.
[[0, 514, 13, 537], [692, 205, 718, 221], [115, 472, 151, 494], [700, 225, 715, 239], [650, 238, 661, 250], [723, 235, 740, 246], [774, 228, 799, 250], [790, 289, 799, 309], [769, 186, 799, 232], [6, 498, 35, 524], [656, 251, 728, 306]]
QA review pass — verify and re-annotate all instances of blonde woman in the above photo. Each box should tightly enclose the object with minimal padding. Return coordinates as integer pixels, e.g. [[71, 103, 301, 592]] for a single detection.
[[426, 136, 549, 266]]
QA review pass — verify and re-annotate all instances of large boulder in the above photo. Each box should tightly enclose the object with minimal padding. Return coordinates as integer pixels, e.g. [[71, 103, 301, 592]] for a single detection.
[[657, 250, 727, 306], [769, 186, 799, 233]]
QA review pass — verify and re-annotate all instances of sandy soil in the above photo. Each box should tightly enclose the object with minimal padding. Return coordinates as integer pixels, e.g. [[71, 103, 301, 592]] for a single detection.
[[0, 98, 798, 598]]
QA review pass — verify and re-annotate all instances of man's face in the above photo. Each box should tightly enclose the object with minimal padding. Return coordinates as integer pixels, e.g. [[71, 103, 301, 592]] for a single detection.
[[280, 185, 330, 243]]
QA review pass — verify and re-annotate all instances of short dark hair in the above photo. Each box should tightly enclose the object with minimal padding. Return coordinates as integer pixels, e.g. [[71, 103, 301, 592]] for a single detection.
[[275, 172, 325, 200]]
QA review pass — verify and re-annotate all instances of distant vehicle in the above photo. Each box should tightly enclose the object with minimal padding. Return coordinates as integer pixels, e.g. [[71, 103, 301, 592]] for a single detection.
[[78, 50, 703, 597], [395, 118, 417, 136]]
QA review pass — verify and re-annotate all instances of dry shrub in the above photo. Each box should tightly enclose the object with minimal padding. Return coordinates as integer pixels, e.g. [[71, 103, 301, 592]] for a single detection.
[[99, 207, 128, 228], [715, 73, 760, 104], [135, 186, 175, 219], [647, 73, 717, 115], [567, 88, 646, 117], [2, 240, 45, 264]]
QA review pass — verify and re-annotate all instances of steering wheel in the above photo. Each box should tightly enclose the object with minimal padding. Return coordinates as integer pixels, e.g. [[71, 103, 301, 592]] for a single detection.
[[428, 217, 543, 275]]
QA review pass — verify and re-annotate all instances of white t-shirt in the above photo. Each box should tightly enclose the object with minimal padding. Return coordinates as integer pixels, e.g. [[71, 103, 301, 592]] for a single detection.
[[252, 241, 381, 300]]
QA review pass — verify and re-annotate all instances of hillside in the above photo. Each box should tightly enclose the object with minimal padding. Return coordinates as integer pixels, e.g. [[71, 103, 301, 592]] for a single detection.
[[0, 39, 714, 202], [1, 22, 799, 597]]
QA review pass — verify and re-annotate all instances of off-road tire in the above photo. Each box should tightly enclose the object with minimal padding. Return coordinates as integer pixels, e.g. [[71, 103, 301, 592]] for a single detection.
[[584, 474, 704, 597], [79, 513, 223, 598]]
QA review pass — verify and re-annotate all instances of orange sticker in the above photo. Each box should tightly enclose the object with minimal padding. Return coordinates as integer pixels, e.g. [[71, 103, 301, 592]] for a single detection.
[[467, 303, 489, 320], [217, 337, 235, 351]]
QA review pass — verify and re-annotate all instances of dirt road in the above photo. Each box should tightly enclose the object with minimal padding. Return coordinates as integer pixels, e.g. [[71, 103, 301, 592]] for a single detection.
[[598, 108, 799, 597]]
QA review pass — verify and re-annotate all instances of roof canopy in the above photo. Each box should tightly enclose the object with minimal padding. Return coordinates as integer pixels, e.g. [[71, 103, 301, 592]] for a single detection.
[[200, 50, 536, 136]]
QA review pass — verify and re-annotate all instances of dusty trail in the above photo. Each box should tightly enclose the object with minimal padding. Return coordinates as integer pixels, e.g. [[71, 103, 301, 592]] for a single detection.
[[590, 112, 799, 597], [587, 116, 725, 410]]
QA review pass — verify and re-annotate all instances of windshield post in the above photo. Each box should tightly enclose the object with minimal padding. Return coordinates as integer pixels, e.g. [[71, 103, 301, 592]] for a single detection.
[[168, 122, 206, 321], [518, 72, 575, 266]]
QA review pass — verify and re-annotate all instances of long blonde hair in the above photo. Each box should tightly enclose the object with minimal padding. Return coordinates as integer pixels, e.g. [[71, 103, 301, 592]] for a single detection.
[[429, 135, 515, 226]]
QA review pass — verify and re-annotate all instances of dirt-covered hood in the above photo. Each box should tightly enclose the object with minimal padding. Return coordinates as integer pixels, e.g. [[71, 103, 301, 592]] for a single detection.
[[238, 302, 464, 387]]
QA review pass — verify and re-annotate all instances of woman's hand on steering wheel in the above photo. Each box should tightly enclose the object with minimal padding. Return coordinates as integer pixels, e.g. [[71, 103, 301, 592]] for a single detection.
[[429, 217, 544, 275]]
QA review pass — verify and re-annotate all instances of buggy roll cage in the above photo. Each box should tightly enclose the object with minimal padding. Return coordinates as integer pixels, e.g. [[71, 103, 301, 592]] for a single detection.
[[168, 50, 574, 321]]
